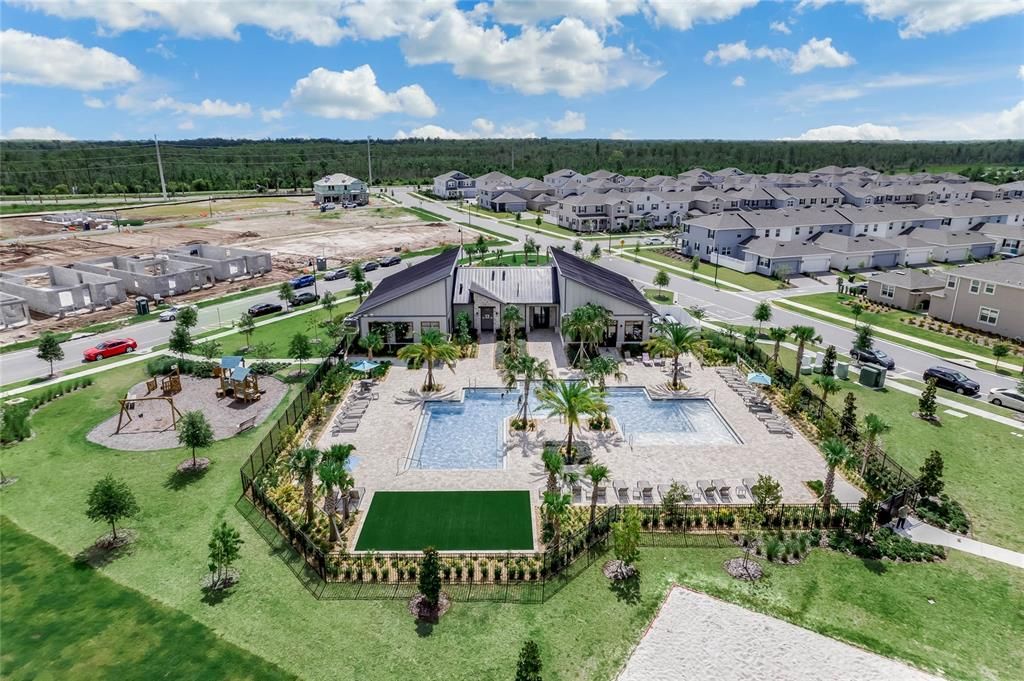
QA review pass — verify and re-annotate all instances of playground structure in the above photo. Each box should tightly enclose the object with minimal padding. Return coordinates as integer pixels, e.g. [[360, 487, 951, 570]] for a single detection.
[[146, 364, 182, 395], [216, 356, 261, 402], [114, 394, 184, 435]]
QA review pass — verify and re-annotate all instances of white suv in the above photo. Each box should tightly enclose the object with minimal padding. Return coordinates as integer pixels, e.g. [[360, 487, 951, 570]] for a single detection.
[[158, 304, 198, 322], [988, 387, 1024, 413]]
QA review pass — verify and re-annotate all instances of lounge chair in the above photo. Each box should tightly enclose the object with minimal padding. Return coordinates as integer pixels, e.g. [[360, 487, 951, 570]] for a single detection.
[[641, 352, 655, 367], [697, 480, 717, 503], [714, 479, 732, 503], [613, 479, 630, 503], [653, 355, 666, 367], [636, 480, 654, 504], [623, 351, 635, 366], [338, 423, 359, 433]]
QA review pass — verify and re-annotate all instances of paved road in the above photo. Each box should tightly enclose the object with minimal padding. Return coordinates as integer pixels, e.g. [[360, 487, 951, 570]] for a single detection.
[[393, 187, 1021, 397]]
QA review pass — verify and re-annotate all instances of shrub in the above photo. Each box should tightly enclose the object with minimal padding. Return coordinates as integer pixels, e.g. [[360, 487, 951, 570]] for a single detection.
[[764, 536, 782, 562], [1, 404, 32, 443], [873, 527, 945, 561]]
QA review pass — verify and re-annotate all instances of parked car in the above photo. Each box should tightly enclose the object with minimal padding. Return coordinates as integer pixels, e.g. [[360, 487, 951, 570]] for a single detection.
[[341, 202, 357, 209], [987, 387, 1024, 412], [292, 291, 320, 306], [290, 274, 316, 289], [248, 302, 283, 317], [850, 347, 896, 369], [323, 268, 349, 281], [158, 304, 198, 322], [319, 203, 336, 212], [643, 237, 666, 246], [378, 255, 402, 267], [923, 366, 980, 395], [83, 338, 137, 362], [362, 261, 379, 272]]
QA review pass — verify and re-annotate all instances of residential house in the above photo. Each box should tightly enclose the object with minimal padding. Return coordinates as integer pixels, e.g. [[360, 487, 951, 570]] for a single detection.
[[313, 173, 369, 205], [865, 270, 946, 311], [927, 256, 1024, 338], [809, 234, 903, 270], [433, 171, 477, 199], [977, 223, 1024, 256], [900, 228, 998, 263]]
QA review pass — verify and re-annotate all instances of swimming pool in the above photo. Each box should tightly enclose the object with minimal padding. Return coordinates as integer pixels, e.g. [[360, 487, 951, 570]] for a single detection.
[[408, 387, 739, 470]]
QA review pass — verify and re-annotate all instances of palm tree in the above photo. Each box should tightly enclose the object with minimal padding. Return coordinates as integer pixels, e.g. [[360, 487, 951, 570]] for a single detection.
[[287, 447, 321, 527], [767, 327, 788, 363], [561, 304, 611, 364], [820, 438, 853, 514], [584, 462, 611, 527], [583, 355, 625, 391], [500, 352, 553, 424], [317, 459, 345, 543], [542, 448, 564, 495], [860, 413, 891, 475], [397, 329, 459, 392], [542, 490, 572, 548], [501, 304, 523, 341], [789, 325, 821, 376], [813, 374, 841, 415], [322, 443, 356, 521], [644, 323, 700, 390], [536, 381, 607, 462], [359, 331, 383, 360]]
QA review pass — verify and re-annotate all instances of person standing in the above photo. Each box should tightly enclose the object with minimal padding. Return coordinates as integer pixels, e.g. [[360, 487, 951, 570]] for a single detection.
[[896, 503, 910, 529]]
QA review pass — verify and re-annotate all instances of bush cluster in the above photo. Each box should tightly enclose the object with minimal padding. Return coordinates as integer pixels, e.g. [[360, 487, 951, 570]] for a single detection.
[[1, 378, 96, 444], [828, 528, 944, 562], [915, 495, 970, 535]]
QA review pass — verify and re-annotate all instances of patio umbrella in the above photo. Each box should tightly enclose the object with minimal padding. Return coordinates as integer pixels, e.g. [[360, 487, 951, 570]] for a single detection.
[[746, 372, 772, 386], [350, 359, 379, 373]]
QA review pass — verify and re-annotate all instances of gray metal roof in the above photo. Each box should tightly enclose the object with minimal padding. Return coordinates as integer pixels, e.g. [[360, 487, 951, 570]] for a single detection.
[[870, 269, 946, 290], [549, 248, 656, 314], [453, 267, 558, 305], [354, 248, 459, 316]]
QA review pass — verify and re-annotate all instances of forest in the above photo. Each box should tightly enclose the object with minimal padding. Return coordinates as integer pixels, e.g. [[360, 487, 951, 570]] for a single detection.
[[1, 138, 1022, 196]]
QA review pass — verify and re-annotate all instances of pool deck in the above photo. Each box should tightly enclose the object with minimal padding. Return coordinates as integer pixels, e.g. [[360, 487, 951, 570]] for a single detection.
[[318, 333, 861, 551]]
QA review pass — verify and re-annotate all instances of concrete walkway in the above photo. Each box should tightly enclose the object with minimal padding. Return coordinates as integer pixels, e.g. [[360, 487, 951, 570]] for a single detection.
[[898, 519, 1024, 569]]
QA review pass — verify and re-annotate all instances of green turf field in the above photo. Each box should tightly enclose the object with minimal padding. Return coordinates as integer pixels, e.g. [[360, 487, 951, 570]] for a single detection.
[[354, 491, 533, 551]]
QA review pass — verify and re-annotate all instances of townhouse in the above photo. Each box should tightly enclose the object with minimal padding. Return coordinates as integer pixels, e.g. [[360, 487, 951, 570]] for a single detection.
[[927, 256, 1024, 338]]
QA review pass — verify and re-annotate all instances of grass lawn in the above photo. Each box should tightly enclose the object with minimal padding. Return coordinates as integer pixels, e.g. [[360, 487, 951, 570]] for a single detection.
[[462, 204, 515, 219], [2, 360, 1023, 680], [214, 301, 358, 357], [1, 518, 295, 681], [0, 201, 116, 216], [777, 292, 1023, 374], [355, 491, 534, 551], [630, 248, 785, 292], [405, 206, 449, 222], [644, 288, 675, 304], [463, 252, 550, 267], [455, 221, 517, 242]]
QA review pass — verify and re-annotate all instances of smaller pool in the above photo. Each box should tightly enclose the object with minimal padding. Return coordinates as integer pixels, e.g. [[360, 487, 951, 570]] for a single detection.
[[606, 389, 739, 447], [410, 389, 516, 470]]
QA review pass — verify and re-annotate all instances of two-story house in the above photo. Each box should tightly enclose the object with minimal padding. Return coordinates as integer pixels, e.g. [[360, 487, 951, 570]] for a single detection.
[[313, 173, 369, 205], [432, 170, 476, 199], [927, 256, 1024, 338]]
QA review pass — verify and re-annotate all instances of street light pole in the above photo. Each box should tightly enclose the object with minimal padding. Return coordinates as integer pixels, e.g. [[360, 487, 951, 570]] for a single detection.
[[712, 247, 720, 289]]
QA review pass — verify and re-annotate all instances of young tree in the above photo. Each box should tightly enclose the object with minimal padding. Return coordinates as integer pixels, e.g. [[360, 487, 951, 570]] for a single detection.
[[853, 324, 874, 353], [839, 392, 859, 444], [918, 379, 938, 421], [534, 215, 542, 228], [743, 326, 758, 348], [813, 375, 841, 414], [852, 497, 878, 541], [516, 640, 543, 681], [589, 243, 602, 261], [288, 333, 313, 373], [321, 290, 337, 321], [251, 341, 274, 359], [237, 312, 256, 349], [789, 325, 821, 376], [820, 438, 853, 514], [992, 342, 1011, 371], [750, 474, 783, 516], [207, 521, 243, 588], [767, 327, 788, 363], [176, 305, 198, 329], [178, 410, 214, 469], [610, 505, 641, 578], [849, 302, 864, 323], [197, 339, 222, 360], [820, 345, 837, 377], [418, 547, 442, 610], [278, 282, 295, 309], [36, 331, 65, 377], [354, 280, 373, 302], [653, 269, 670, 299], [572, 239, 583, 255], [918, 449, 945, 498], [397, 329, 459, 392], [752, 301, 772, 332], [689, 255, 700, 279], [583, 462, 611, 528], [86, 475, 139, 541], [168, 322, 193, 359]]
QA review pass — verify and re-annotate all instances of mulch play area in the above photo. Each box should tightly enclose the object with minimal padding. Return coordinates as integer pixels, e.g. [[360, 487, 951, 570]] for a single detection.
[[355, 491, 534, 552], [86, 375, 287, 452]]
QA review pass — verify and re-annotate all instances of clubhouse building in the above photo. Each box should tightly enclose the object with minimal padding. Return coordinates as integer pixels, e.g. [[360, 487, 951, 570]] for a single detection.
[[350, 247, 658, 348]]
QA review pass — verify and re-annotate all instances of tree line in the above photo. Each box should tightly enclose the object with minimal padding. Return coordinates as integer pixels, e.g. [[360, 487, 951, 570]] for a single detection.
[[1, 138, 1022, 196]]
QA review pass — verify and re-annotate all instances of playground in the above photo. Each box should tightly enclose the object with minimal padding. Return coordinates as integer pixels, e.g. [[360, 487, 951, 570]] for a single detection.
[[85, 368, 287, 452]]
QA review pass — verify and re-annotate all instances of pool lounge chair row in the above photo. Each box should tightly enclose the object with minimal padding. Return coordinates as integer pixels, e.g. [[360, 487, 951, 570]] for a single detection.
[[716, 367, 794, 437], [330, 390, 378, 435]]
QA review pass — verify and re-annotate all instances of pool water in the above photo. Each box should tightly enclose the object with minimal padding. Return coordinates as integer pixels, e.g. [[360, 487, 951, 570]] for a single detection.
[[409, 387, 738, 470]]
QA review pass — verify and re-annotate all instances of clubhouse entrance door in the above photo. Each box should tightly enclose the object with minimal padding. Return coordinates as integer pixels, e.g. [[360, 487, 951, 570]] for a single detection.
[[480, 307, 495, 331], [531, 306, 550, 330]]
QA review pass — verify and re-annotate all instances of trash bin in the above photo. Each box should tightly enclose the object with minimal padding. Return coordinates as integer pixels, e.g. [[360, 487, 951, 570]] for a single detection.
[[316, 256, 328, 271], [875, 367, 887, 389], [836, 361, 849, 380], [858, 365, 880, 388], [135, 297, 150, 315]]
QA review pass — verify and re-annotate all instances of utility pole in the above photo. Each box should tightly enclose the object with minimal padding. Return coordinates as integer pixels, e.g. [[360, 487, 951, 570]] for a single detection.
[[366, 136, 373, 189], [511, 148, 515, 172], [153, 135, 168, 201]]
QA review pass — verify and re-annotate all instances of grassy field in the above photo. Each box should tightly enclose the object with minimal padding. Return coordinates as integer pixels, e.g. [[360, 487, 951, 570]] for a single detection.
[[631, 248, 784, 292], [355, 491, 534, 551], [456, 221, 517, 242], [405, 206, 450, 222], [213, 301, 358, 357], [2, 360, 1023, 680], [1, 519, 295, 681], [0, 202, 120, 215], [644, 288, 675, 304]]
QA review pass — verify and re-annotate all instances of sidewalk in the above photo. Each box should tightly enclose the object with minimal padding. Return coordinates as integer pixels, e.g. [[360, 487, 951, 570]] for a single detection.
[[898, 519, 1024, 569]]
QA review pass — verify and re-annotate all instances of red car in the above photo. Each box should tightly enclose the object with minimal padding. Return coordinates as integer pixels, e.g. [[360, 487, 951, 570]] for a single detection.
[[83, 338, 138, 361]]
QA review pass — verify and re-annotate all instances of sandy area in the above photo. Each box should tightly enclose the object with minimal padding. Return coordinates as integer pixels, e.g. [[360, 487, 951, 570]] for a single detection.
[[618, 587, 940, 681], [86, 374, 287, 451]]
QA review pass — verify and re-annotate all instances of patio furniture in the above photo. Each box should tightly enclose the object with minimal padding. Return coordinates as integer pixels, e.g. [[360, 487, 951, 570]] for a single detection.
[[613, 479, 630, 503], [697, 480, 717, 503], [636, 480, 654, 504], [623, 351, 635, 366], [641, 352, 655, 367], [713, 479, 731, 503]]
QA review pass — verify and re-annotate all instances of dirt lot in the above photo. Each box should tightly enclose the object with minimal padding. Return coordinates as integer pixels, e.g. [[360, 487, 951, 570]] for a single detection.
[[0, 198, 461, 343]]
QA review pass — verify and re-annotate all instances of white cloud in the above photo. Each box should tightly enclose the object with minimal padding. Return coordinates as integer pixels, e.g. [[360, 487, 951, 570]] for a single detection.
[[338, 0, 454, 41], [1018, 65, 1024, 80], [394, 117, 537, 139], [609, 128, 632, 139], [0, 29, 140, 90], [178, 119, 195, 130], [732, 75, 746, 87], [769, 20, 792, 33], [288, 64, 436, 120], [82, 95, 106, 108], [489, 0, 642, 27], [260, 108, 284, 122], [790, 37, 856, 73], [645, 0, 760, 30], [779, 70, 973, 109], [147, 42, 175, 59], [548, 110, 587, 134], [115, 91, 252, 117], [784, 100, 1024, 139], [4, 126, 75, 140], [703, 40, 790, 65], [401, 12, 663, 97], [799, 0, 1024, 39]]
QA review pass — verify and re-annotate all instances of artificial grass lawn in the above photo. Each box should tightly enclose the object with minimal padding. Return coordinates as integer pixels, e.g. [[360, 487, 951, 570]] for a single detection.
[[629, 248, 784, 292], [355, 491, 534, 551], [1, 519, 295, 681], [3, 357, 1023, 681]]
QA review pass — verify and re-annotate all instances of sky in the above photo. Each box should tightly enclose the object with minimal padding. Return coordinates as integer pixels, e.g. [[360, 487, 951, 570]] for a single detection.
[[1, 0, 1023, 142]]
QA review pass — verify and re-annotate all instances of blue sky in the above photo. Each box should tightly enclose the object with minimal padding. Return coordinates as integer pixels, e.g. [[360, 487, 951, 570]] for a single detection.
[[2, 0, 1022, 141]]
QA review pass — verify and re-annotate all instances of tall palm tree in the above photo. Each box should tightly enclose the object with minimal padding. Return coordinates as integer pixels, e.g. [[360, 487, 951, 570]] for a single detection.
[[767, 327, 789, 363], [317, 459, 345, 543], [542, 448, 564, 495], [397, 329, 459, 392], [536, 381, 607, 462], [359, 331, 383, 360], [644, 323, 700, 390], [583, 355, 625, 391], [542, 490, 572, 548], [501, 304, 523, 341], [820, 437, 853, 514], [813, 374, 841, 416], [287, 447, 321, 527], [322, 443, 356, 523], [789, 325, 822, 376], [860, 413, 891, 475], [562, 303, 612, 364], [500, 352, 553, 424], [584, 462, 611, 527]]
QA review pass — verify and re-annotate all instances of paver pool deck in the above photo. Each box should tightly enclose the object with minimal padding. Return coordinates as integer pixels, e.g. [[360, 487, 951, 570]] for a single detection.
[[618, 587, 940, 681], [319, 334, 861, 551]]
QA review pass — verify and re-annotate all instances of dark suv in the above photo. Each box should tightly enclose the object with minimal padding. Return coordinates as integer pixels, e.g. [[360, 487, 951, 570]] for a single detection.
[[379, 255, 402, 267], [850, 347, 895, 369], [248, 302, 283, 317], [923, 366, 980, 395]]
